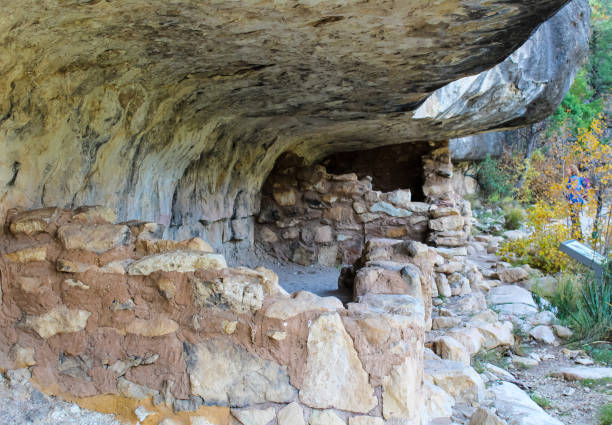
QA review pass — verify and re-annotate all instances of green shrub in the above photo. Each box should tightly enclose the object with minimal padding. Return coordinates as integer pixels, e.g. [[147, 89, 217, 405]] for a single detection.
[[530, 393, 552, 409], [569, 267, 612, 343], [477, 155, 514, 200], [600, 403, 612, 425], [539, 274, 581, 320], [504, 207, 525, 230]]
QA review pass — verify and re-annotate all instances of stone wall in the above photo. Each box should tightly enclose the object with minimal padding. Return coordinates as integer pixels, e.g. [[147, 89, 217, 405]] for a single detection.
[[257, 144, 471, 266], [0, 206, 428, 425]]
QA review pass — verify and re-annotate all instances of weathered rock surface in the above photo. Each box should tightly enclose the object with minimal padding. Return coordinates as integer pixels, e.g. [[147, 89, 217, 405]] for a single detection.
[[24, 306, 91, 339], [490, 382, 563, 425], [0, 0, 588, 250], [424, 359, 484, 405], [185, 339, 297, 407], [551, 366, 612, 381], [299, 313, 377, 413], [127, 251, 227, 275]]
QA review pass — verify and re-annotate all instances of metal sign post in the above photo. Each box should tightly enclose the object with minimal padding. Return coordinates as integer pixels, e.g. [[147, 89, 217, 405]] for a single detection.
[[559, 239, 607, 278]]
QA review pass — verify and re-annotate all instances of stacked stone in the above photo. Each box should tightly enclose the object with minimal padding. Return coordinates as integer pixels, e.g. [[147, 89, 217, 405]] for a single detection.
[[0, 206, 431, 425], [257, 163, 432, 266]]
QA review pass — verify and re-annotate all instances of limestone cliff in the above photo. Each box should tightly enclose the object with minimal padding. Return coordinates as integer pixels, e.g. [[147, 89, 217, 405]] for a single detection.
[[0, 0, 588, 253]]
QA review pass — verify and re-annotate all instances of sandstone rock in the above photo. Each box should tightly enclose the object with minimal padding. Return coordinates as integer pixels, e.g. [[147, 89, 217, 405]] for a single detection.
[[472, 320, 514, 350], [435, 262, 463, 274], [267, 330, 287, 341], [527, 310, 555, 326], [293, 246, 316, 266], [436, 247, 468, 258], [57, 224, 130, 253], [424, 378, 455, 421], [382, 356, 424, 423], [117, 377, 159, 400], [484, 363, 515, 381], [470, 408, 507, 425], [496, 267, 529, 283], [430, 207, 461, 219], [236, 266, 288, 296], [136, 237, 213, 256], [125, 317, 179, 337], [355, 294, 425, 324], [369, 202, 411, 217], [299, 313, 377, 413], [552, 325, 573, 339], [348, 417, 384, 425], [277, 402, 305, 425], [309, 410, 345, 425], [193, 274, 264, 314], [25, 305, 91, 338], [434, 336, 470, 365], [72, 206, 117, 224], [259, 227, 279, 243], [425, 359, 484, 404], [191, 417, 216, 425], [56, 259, 94, 273], [266, 291, 343, 320], [551, 366, 612, 381], [64, 279, 90, 290], [525, 275, 558, 298], [318, 245, 338, 267], [231, 407, 276, 425], [223, 320, 238, 335], [447, 327, 485, 356], [529, 325, 557, 345], [429, 215, 464, 232], [487, 285, 537, 316], [273, 187, 297, 206], [436, 273, 452, 298], [314, 225, 333, 243], [6, 246, 47, 263], [157, 277, 177, 300], [9, 208, 60, 236], [127, 251, 227, 275], [491, 382, 563, 425], [353, 201, 367, 214], [511, 355, 538, 368], [387, 189, 411, 208], [448, 292, 487, 315], [186, 338, 296, 406], [432, 316, 462, 330], [353, 264, 422, 299], [10, 345, 36, 368]]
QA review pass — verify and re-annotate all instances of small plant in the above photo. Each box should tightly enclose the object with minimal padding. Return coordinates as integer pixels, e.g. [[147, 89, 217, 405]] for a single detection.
[[579, 377, 612, 395], [589, 344, 612, 366], [569, 266, 612, 343], [476, 155, 514, 201], [599, 403, 612, 425], [472, 349, 507, 373], [530, 393, 552, 409], [503, 207, 525, 230]]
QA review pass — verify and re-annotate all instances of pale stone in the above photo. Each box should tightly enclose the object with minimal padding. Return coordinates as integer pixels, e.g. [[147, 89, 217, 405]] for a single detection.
[[57, 224, 130, 253], [387, 189, 412, 208], [309, 410, 345, 425], [235, 266, 288, 296], [436, 247, 468, 258], [435, 261, 463, 274], [447, 327, 484, 355], [25, 306, 91, 338], [9, 208, 60, 236], [470, 407, 507, 425], [157, 277, 176, 300], [429, 215, 464, 231], [430, 207, 461, 218], [118, 377, 158, 399], [318, 245, 338, 267], [432, 316, 462, 329], [6, 246, 47, 263], [267, 330, 287, 341], [472, 320, 514, 349], [524, 275, 558, 297], [348, 417, 384, 425], [314, 225, 333, 243], [56, 259, 94, 273], [511, 355, 538, 368], [193, 275, 264, 314], [231, 407, 276, 425], [424, 359, 484, 404], [552, 325, 573, 338], [491, 382, 563, 425], [299, 313, 377, 413], [496, 267, 529, 283], [125, 317, 179, 337], [273, 187, 297, 206], [136, 237, 213, 256], [353, 201, 367, 214], [529, 325, 557, 345], [64, 279, 90, 290], [99, 260, 127, 274], [10, 345, 36, 368], [382, 355, 423, 423], [487, 285, 537, 316], [528, 311, 555, 326], [551, 366, 612, 381], [277, 402, 305, 425], [134, 406, 155, 422], [186, 339, 296, 406], [223, 320, 238, 334], [259, 227, 279, 243], [434, 336, 471, 365], [355, 294, 425, 324], [191, 417, 216, 425], [424, 378, 455, 421], [127, 251, 227, 275], [265, 291, 343, 320], [436, 273, 452, 298], [448, 292, 487, 315], [72, 206, 117, 224], [484, 363, 515, 381], [370, 201, 411, 217]]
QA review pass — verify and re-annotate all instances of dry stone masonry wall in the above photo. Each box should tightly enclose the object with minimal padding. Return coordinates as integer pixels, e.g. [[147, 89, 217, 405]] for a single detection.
[[0, 206, 430, 425], [257, 143, 471, 267]]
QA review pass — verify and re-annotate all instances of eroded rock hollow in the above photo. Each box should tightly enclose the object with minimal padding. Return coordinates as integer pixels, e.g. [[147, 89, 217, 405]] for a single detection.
[[0, 0, 589, 258]]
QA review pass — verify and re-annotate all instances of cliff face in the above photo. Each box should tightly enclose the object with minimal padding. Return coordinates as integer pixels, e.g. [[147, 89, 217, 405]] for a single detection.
[[0, 0, 588, 252]]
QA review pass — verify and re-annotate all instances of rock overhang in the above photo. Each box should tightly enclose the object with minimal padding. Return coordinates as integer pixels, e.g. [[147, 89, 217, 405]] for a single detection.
[[0, 0, 588, 250]]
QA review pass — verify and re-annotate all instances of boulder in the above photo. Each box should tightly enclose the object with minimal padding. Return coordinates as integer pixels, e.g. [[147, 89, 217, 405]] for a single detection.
[[299, 313, 377, 413], [433, 336, 471, 365], [185, 339, 296, 407], [470, 408, 507, 425], [529, 325, 557, 345], [382, 356, 425, 423], [551, 366, 612, 381], [487, 285, 538, 316], [497, 267, 529, 283]]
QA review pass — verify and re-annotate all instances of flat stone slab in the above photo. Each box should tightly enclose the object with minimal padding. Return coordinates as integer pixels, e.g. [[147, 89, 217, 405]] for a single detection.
[[491, 381, 563, 425], [551, 366, 612, 381], [488, 285, 538, 316]]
